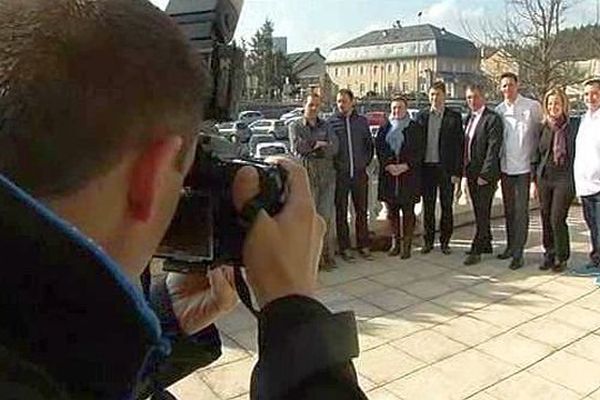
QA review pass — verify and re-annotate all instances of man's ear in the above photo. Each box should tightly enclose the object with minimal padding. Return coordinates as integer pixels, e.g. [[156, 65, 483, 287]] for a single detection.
[[127, 136, 184, 222]]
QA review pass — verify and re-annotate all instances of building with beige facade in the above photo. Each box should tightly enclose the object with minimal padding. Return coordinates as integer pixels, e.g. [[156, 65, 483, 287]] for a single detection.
[[326, 24, 480, 99]]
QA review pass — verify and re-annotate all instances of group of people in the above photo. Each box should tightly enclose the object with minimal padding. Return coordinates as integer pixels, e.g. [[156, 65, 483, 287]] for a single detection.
[[290, 75, 600, 276]]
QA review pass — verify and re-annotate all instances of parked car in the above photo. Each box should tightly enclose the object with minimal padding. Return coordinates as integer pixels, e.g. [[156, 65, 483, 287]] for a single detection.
[[254, 142, 289, 159], [280, 107, 304, 121], [247, 133, 277, 156], [216, 121, 252, 143], [249, 119, 288, 140], [238, 110, 264, 124]]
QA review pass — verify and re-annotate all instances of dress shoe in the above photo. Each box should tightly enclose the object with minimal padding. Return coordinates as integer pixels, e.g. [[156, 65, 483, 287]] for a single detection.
[[388, 237, 401, 256], [441, 245, 452, 255], [509, 258, 524, 270], [463, 254, 481, 265], [465, 246, 492, 255], [539, 258, 554, 271], [552, 260, 567, 273], [340, 249, 356, 263], [358, 247, 374, 260], [497, 249, 512, 260], [421, 243, 433, 254]]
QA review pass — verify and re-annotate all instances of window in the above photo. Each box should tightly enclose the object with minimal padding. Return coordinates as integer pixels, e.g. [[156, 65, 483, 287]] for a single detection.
[[402, 81, 409, 92], [360, 66, 364, 75], [387, 64, 393, 73], [402, 63, 408, 73], [387, 82, 394, 94], [334, 67, 339, 77], [373, 82, 379, 93], [373, 65, 378, 75], [346, 67, 351, 76], [359, 82, 365, 94]]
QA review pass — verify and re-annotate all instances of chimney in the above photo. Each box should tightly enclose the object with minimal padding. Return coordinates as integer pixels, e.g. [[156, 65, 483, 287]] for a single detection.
[[315, 47, 320, 54]]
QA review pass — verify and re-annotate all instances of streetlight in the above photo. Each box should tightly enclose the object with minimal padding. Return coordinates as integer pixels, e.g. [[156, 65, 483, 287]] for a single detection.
[[415, 11, 423, 108]]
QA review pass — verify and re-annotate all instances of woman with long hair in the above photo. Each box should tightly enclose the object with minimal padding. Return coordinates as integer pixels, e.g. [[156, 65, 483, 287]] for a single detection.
[[532, 88, 578, 272], [375, 95, 424, 259]]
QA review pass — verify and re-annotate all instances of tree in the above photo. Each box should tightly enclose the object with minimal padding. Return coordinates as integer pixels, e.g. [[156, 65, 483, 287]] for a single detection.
[[465, 0, 587, 99], [245, 19, 294, 100]]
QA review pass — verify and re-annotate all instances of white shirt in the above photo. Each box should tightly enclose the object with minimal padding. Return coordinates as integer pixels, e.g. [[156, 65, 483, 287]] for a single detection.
[[465, 106, 485, 161], [574, 108, 600, 196], [496, 94, 543, 175]]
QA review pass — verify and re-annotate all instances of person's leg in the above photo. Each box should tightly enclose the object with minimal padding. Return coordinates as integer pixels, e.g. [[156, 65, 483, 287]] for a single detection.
[[335, 173, 351, 254], [320, 168, 338, 267], [421, 165, 437, 249], [479, 181, 496, 251], [500, 173, 516, 257], [572, 192, 600, 275], [550, 178, 574, 266], [439, 168, 455, 249], [538, 178, 555, 267], [401, 202, 416, 259], [351, 170, 371, 255], [511, 173, 531, 261], [387, 202, 401, 256], [467, 178, 482, 253]]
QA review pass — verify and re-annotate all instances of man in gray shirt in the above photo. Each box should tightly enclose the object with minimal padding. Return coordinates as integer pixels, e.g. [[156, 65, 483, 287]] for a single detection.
[[289, 93, 339, 269]]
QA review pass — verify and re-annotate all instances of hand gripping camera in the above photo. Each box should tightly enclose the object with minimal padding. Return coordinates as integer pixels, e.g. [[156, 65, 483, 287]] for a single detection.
[[156, 0, 288, 273]]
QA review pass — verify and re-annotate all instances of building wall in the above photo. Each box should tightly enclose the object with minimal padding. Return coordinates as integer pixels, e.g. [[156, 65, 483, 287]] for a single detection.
[[327, 55, 479, 98]]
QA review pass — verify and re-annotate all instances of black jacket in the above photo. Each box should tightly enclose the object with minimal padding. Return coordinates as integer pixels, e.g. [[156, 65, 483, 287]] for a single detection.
[[0, 174, 366, 400], [328, 110, 374, 177], [532, 118, 579, 183], [464, 108, 504, 183], [415, 107, 465, 177], [375, 120, 425, 205], [289, 117, 339, 161]]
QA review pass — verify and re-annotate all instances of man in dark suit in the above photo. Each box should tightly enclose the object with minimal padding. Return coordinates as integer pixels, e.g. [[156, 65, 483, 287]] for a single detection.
[[463, 84, 504, 265], [416, 81, 465, 255]]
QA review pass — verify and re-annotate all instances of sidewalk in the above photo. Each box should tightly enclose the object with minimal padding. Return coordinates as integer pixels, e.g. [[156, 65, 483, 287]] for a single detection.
[[168, 205, 600, 400]]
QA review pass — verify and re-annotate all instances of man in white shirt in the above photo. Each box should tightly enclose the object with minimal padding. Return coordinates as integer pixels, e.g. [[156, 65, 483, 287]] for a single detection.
[[495, 72, 543, 270], [571, 79, 600, 276]]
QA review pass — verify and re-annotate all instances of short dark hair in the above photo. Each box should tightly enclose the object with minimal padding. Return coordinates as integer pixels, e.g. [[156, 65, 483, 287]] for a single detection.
[[430, 81, 446, 94], [337, 88, 354, 101], [465, 83, 485, 96], [305, 92, 321, 101], [500, 72, 519, 83], [0, 0, 206, 198], [390, 95, 409, 107], [584, 78, 600, 89]]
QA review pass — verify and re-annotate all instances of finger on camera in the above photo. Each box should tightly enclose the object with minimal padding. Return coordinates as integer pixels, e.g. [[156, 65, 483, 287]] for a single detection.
[[232, 166, 260, 212], [264, 156, 314, 213]]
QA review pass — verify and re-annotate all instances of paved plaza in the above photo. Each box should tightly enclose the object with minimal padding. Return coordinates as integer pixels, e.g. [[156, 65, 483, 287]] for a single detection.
[[168, 206, 600, 399]]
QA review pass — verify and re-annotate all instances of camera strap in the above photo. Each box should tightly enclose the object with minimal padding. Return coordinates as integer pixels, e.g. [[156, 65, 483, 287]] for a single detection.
[[234, 267, 260, 317]]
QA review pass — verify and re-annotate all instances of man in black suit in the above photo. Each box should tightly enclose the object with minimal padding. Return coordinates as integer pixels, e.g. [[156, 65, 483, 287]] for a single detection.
[[416, 81, 465, 255], [463, 84, 504, 265]]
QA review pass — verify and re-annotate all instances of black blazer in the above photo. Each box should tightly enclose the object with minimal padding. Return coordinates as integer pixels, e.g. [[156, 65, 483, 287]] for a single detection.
[[532, 118, 579, 182], [416, 107, 465, 177], [465, 107, 504, 183]]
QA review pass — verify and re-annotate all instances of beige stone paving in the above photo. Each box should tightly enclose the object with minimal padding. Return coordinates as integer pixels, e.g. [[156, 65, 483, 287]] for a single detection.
[[168, 208, 600, 399]]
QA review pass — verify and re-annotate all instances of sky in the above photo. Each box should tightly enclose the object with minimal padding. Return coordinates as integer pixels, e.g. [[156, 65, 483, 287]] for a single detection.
[[150, 0, 599, 55]]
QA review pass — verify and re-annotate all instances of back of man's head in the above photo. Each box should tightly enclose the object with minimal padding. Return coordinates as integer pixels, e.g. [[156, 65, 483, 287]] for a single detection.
[[0, 0, 205, 198]]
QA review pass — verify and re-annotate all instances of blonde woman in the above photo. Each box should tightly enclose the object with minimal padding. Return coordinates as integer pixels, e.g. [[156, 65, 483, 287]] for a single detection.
[[532, 88, 578, 272]]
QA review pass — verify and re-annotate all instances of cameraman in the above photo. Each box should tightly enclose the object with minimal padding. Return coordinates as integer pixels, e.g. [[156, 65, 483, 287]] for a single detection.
[[0, 1, 365, 399]]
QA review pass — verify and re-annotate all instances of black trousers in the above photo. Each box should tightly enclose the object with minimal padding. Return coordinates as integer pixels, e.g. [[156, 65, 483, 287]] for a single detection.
[[538, 171, 574, 262], [500, 173, 530, 259], [335, 170, 369, 251], [468, 177, 497, 254], [422, 164, 454, 246]]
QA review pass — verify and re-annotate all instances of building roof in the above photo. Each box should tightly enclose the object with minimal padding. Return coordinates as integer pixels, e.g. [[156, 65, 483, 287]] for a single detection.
[[288, 49, 326, 79], [329, 24, 478, 61]]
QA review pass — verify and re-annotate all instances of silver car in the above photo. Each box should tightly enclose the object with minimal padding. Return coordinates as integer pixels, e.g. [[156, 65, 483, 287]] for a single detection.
[[249, 119, 288, 140]]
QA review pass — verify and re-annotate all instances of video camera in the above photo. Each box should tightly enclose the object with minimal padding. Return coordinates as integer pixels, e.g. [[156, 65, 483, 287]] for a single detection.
[[156, 0, 288, 273]]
